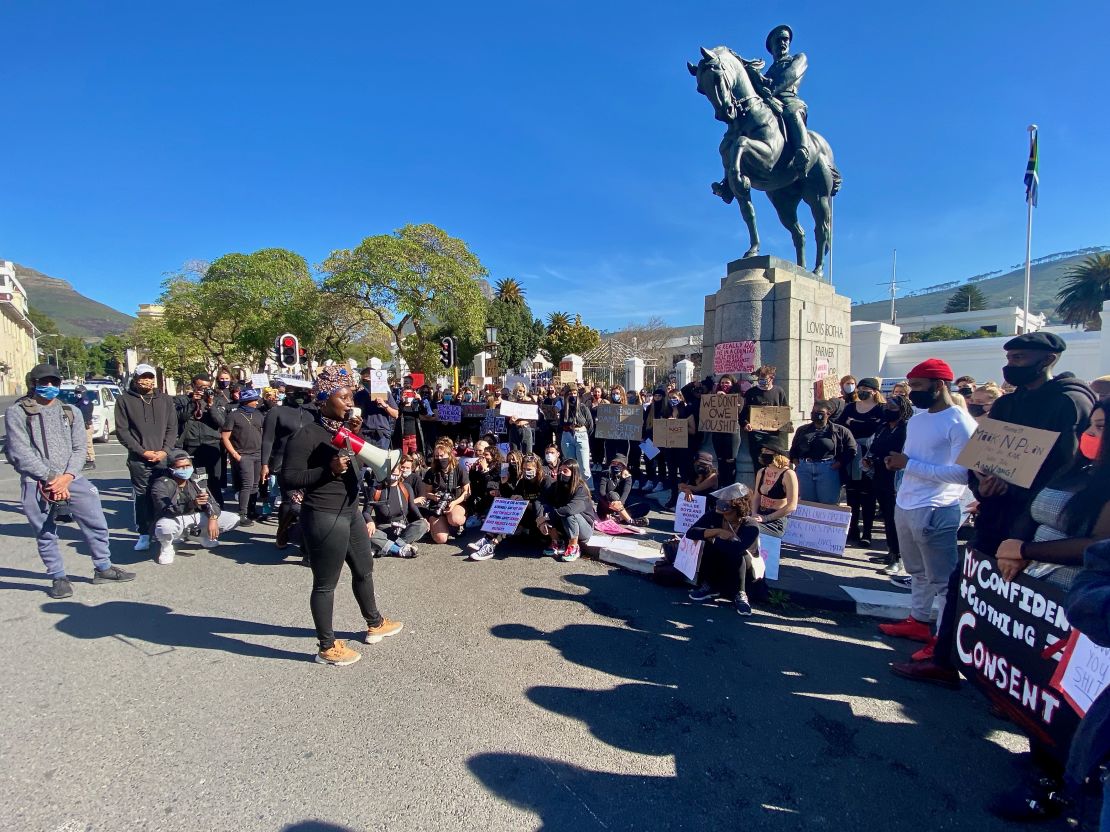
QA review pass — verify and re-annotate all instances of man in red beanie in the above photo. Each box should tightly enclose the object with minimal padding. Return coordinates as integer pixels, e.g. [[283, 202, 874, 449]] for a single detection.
[[877, 359, 977, 656]]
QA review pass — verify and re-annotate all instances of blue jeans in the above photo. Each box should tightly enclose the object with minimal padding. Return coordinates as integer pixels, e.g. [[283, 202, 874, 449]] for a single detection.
[[560, 428, 592, 488], [894, 503, 961, 625], [795, 460, 841, 504], [556, 512, 593, 544], [21, 477, 113, 578]]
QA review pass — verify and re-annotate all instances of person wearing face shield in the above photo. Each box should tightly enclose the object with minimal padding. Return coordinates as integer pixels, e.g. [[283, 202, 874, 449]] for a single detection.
[[149, 449, 239, 564], [115, 364, 178, 552], [684, 483, 761, 616], [5, 364, 135, 598]]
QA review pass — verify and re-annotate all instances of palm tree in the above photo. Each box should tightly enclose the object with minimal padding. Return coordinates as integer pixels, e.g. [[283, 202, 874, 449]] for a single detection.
[[1056, 253, 1110, 330], [545, 311, 571, 333], [494, 278, 525, 304]]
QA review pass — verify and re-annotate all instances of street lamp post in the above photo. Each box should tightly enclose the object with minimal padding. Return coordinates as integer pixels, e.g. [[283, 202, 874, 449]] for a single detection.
[[485, 326, 499, 382]]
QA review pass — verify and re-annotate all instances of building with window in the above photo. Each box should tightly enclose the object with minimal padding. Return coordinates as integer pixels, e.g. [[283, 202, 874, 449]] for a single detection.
[[0, 261, 40, 395]]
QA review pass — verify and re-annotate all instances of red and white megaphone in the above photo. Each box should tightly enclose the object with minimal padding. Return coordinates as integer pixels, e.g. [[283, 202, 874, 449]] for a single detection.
[[331, 427, 401, 481]]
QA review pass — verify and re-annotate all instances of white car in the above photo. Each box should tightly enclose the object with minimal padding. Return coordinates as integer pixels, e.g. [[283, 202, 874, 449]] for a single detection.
[[60, 383, 122, 443]]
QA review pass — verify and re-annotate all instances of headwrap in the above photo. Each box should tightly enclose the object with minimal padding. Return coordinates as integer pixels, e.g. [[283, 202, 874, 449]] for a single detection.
[[313, 365, 355, 402]]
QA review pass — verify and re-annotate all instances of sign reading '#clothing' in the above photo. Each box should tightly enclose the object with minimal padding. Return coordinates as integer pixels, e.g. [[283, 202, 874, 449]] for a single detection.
[[955, 549, 1076, 759], [748, 405, 791, 432], [595, 404, 643, 441], [481, 498, 530, 535], [436, 404, 462, 424], [713, 340, 756, 375], [955, 418, 1060, 489], [654, 419, 689, 448], [782, 500, 851, 556], [699, 394, 742, 434]]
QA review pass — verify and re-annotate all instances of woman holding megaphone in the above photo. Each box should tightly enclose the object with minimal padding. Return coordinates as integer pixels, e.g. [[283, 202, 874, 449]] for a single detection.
[[281, 365, 403, 667]]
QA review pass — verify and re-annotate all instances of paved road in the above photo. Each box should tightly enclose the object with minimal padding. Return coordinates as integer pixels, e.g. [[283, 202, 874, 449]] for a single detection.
[[0, 437, 1041, 832]]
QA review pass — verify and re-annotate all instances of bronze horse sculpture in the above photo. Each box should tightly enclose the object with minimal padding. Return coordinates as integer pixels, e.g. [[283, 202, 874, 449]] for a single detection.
[[689, 45, 841, 277]]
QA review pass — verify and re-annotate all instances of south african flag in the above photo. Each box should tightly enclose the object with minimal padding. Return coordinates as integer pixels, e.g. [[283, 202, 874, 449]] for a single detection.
[[1024, 128, 1039, 207]]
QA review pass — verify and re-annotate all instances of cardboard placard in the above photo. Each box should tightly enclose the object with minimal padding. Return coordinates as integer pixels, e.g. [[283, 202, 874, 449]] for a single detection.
[[559, 370, 577, 384], [699, 394, 741, 433], [436, 404, 462, 424], [481, 498, 530, 535], [815, 374, 839, 402], [673, 495, 706, 535], [758, 533, 782, 581], [639, 439, 660, 460], [461, 403, 487, 419], [955, 418, 1060, 489], [499, 400, 540, 421], [748, 405, 791, 432], [481, 410, 507, 436], [368, 369, 390, 401], [1050, 629, 1110, 718], [956, 549, 1077, 759], [713, 340, 756, 374], [653, 419, 689, 449], [782, 500, 851, 556], [674, 537, 702, 582], [595, 404, 643, 441]]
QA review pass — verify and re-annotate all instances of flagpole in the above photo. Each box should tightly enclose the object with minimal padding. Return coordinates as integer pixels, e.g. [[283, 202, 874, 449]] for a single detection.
[[1022, 124, 1037, 334]]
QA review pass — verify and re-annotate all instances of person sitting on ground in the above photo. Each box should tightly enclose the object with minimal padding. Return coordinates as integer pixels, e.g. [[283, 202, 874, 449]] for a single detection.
[[542, 443, 561, 481], [362, 459, 428, 559], [677, 451, 719, 504], [467, 444, 504, 522], [751, 442, 798, 537], [417, 437, 470, 544], [685, 483, 761, 616], [150, 449, 240, 564], [596, 454, 648, 526], [469, 453, 552, 561], [538, 458, 596, 562]]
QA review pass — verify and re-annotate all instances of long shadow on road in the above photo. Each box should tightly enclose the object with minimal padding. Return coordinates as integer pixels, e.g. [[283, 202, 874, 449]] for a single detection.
[[470, 570, 1033, 832]]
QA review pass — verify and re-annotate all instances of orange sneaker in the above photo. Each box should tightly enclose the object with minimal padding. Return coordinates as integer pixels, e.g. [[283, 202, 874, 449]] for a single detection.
[[878, 616, 933, 643], [911, 637, 937, 662], [316, 639, 361, 666], [365, 618, 404, 644]]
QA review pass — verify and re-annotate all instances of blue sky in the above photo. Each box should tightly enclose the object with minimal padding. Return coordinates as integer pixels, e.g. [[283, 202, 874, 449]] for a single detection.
[[2, 1, 1108, 330]]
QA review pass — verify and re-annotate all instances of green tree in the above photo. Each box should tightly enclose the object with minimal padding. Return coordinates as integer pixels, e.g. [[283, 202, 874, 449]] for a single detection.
[[479, 293, 544, 372], [1056, 253, 1110, 330], [91, 334, 128, 378], [28, 306, 91, 379], [944, 285, 988, 313], [902, 325, 996, 343], [323, 224, 489, 377], [542, 312, 601, 364], [494, 277, 525, 304]]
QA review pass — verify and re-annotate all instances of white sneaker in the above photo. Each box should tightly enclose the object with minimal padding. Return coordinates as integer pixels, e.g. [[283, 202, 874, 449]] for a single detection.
[[467, 539, 483, 551], [156, 543, 175, 565], [199, 536, 219, 549], [470, 539, 496, 561], [642, 480, 655, 492], [134, 534, 151, 552]]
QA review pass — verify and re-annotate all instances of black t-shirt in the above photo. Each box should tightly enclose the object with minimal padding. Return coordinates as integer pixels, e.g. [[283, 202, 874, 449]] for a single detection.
[[792, 425, 836, 460], [837, 402, 886, 440], [222, 407, 264, 454], [398, 392, 423, 435], [423, 463, 469, 498]]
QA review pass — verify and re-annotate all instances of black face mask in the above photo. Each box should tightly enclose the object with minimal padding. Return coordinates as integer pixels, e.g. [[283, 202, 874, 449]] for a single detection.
[[559, 473, 571, 483], [967, 403, 987, 418], [883, 407, 900, 420], [1002, 361, 1047, 388], [858, 390, 873, 401], [958, 386, 974, 398], [810, 413, 827, 425], [759, 455, 774, 466], [908, 385, 940, 410]]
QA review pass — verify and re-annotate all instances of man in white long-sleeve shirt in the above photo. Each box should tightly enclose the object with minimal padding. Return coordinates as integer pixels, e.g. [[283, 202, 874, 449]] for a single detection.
[[878, 359, 977, 647]]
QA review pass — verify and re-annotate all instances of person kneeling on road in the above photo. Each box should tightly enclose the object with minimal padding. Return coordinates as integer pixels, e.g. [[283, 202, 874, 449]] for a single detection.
[[5, 363, 136, 598], [537, 459, 596, 562], [363, 458, 428, 559], [417, 437, 470, 544], [150, 450, 240, 564]]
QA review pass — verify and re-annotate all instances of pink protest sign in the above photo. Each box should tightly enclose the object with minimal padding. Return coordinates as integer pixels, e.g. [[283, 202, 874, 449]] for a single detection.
[[713, 340, 756, 375]]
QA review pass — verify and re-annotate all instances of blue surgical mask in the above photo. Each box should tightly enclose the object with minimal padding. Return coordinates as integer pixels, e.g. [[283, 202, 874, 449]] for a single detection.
[[757, 378, 772, 390], [277, 393, 286, 402], [611, 393, 621, 402], [35, 385, 61, 400], [172, 466, 194, 480], [669, 398, 681, 407], [444, 394, 454, 403]]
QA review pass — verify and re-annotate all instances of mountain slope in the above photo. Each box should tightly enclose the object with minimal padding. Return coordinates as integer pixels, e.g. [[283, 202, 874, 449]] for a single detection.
[[8, 262, 135, 338], [850, 248, 1108, 324]]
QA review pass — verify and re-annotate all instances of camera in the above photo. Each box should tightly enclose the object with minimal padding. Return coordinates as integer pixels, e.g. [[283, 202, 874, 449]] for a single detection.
[[433, 495, 452, 516], [186, 523, 202, 538], [46, 498, 74, 524]]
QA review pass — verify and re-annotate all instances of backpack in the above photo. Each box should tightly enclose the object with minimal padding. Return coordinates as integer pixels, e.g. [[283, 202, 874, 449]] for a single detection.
[[19, 396, 75, 430]]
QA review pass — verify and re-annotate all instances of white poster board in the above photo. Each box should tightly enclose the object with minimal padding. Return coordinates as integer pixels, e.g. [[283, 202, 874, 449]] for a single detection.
[[673, 495, 706, 535], [782, 501, 852, 556], [499, 400, 540, 421], [758, 533, 782, 581], [368, 369, 390, 401], [674, 537, 703, 582], [1052, 631, 1110, 717], [481, 498, 530, 535], [251, 373, 269, 390]]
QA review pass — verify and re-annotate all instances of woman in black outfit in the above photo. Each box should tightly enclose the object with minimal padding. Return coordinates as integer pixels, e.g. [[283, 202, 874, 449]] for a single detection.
[[281, 366, 403, 667], [863, 394, 913, 575], [836, 376, 886, 546], [685, 485, 761, 616]]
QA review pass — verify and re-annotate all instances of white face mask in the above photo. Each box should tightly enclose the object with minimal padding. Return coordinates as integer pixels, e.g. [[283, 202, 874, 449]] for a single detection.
[[545, 454, 557, 464]]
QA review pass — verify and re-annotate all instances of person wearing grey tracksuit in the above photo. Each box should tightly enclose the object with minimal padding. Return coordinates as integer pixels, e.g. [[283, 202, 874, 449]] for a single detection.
[[4, 363, 136, 598]]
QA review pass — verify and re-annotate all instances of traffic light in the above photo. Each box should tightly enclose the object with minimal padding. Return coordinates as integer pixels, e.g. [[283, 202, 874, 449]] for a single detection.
[[278, 333, 299, 368], [439, 336, 456, 369]]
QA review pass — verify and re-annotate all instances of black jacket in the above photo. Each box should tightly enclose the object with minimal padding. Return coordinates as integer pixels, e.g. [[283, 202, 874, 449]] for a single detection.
[[542, 480, 597, 523], [740, 385, 791, 445], [115, 384, 177, 459], [363, 477, 422, 525], [261, 403, 315, 469], [280, 421, 362, 512], [174, 393, 227, 448], [973, 373, 1096, 556], [597, 472, 633, 504], [789, 421, 856, 466], [148, 471, 220, 520]]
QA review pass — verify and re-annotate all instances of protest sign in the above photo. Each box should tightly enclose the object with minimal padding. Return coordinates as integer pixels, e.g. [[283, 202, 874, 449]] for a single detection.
[[699, 394, 742, 433], [1050, 630, 1110, 718], [559, 370, 577, 384], [367, 369, 390, 401], [481, 498, 530, 535], [758, 533, 782, 581], [813, 374, 839, 403], [595, 404, 643, 441], [713, 340, 756, 374], [639, 439, 660, 460], [481, 410, 507, 436], [499, 400, 540, 421], [955, 418, 1060, 489], [436, 404, 462, 424], [251, 373, 269, 390], [505, 373, 529, 392], [674, 537, 702, 582], [748, 406, 791, 432], [782, 500, 851, 555], [673, 495, 706, 535], [814, 358, 829, 382], [497, 443, 511, 457], [956, 549, 1077, 758], [461, 403, 487, 419], [653, 419, 689, 449]]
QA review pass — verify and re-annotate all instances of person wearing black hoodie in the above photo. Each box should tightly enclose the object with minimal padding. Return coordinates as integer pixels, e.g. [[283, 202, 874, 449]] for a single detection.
[[174, 373, 229, 507], [115, 364, 177, 552], [261, 382, 316, 547]]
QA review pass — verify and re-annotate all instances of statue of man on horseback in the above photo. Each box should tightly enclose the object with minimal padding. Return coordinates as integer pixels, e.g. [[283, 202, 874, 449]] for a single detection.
[[689, 25, 841, 278]]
